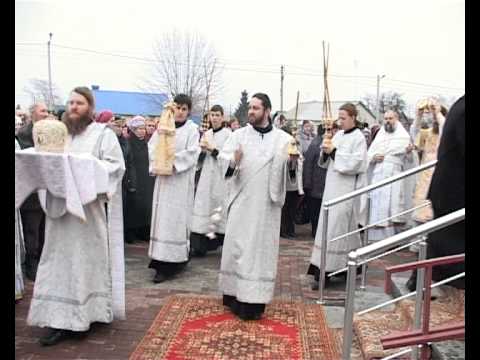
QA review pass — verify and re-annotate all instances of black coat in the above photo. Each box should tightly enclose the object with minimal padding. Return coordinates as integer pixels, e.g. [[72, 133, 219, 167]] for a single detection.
[[302, 135, 327, 199], [427, 95, 465, 287], [125, 134, 155, 229], [117, 136, 136, 194], [16, 122, 34, 149], [16, 122, 42, 211]]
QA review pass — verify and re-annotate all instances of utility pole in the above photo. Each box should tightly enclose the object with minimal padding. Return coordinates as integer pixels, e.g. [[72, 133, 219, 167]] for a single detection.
[[280, 65, 284, 113], [354, 59, 359, 100], [47, 33, 53, 112], [376, 74, 385, 124]]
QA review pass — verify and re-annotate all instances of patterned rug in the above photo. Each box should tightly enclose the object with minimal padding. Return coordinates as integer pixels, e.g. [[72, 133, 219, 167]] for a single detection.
[[353, 305, 412, 360], [130, 294, 340, 360], [353, 286, 465, 359]]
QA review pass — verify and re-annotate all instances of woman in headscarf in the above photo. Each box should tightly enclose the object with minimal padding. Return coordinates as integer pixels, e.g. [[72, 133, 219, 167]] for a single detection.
[[95, 110, 114, 124], [125, 116, 155, 242]]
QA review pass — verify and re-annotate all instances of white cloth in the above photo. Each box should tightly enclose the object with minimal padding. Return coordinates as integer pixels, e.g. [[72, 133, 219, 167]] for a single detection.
[[191, 127, 231, 235], [367, 123, 411, 241], [310, 128, 368, 272], [148, 120, 200, 263], [26, 123, 126, 331], [218, 124, 292, 304], [15, 139, 24, 300]]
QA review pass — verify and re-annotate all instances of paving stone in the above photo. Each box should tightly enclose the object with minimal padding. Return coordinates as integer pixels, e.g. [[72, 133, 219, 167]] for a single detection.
[[15, 224, 420, 359]]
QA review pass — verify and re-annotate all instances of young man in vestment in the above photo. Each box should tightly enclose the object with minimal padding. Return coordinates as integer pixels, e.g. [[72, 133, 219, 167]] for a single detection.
[[218, 93, 294, 320], [308, 103, 368, 289], [190, 105, 231, 256], [148, 94, 200, 283]]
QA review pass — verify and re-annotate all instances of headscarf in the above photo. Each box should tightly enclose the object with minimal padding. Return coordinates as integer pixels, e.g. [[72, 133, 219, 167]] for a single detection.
[[95, 110, 114, 124], [127, 115, 146, 130]]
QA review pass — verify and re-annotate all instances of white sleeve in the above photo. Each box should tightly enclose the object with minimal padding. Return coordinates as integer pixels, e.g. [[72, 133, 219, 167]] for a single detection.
[[333, 135, 367, 175], [173, 129, 200, 173]]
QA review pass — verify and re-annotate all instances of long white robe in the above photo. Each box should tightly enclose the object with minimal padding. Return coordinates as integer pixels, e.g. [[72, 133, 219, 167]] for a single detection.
[[27, 122, 126, 331], [218, 124, 292, 304], [148, 120, 200, 263], [367, 123, 411, 241], [15, 139, 24, 301], [191, 127, 231, 235], [310, 128, 368, 272]]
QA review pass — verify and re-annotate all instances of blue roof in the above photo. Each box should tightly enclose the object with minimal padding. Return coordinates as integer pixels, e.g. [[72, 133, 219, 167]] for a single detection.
[[92, 89, 169, 116]]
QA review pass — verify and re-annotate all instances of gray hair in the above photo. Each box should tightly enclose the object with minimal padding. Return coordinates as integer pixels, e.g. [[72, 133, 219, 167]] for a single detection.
[[29, 102, 46, 115]]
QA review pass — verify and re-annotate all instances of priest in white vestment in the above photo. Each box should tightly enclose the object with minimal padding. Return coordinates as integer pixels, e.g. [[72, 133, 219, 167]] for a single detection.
[[367, 110, 411, 242], [218, 93, 293, 320], [308, 103, 368, 289], [148, 94, 200, 283], [190, 105, 231, 257], [23, 87, 125, 346]]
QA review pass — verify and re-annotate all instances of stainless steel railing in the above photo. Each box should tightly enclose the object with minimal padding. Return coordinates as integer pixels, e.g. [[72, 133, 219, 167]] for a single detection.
[[317, 160, 437, 303], [341, 208, 465, 360]]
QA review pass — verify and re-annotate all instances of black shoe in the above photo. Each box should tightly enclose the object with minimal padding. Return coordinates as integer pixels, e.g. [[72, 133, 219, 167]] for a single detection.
[[25, 265, 37, 282], [125, 237, 135, 244], [311, 275, 331, 290], [239, 312, 262, 321], [406, 275, 417, 292], [190, 249, 206, 258], [153, 272, 168, 284], [39, 328, 70, 346]]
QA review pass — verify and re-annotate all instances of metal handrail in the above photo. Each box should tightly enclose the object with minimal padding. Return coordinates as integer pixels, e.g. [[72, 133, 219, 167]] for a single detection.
[[316, 160, 437, 303], [341, 209, 465, 360], [324, 160, 437, 207], [328, 236, 425, 278], [328, 202, 430, 243], [381, 348, 413, 360], [352, 209, 464, 260], [357, 272, 465, 316]]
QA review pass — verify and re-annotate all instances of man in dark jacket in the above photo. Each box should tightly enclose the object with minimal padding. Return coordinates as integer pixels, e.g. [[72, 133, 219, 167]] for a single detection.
[[107, 116, 137, 243], [15, 102, 49, 280], [406, 95, 465, 291], [302, 125, 327, 238]]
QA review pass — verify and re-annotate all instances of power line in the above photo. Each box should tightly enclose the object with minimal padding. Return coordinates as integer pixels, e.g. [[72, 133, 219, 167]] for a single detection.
[[385, 78, 464, 91], [15, 42, 465, 92]]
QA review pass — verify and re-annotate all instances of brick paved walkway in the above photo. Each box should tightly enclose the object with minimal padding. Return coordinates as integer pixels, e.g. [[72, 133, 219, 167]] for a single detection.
[[15, 224, 416, 359]]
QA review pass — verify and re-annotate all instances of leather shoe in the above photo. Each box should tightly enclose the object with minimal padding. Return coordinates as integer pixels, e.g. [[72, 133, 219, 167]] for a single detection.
[[406, 275, 417, 292], [311, 275, 331, 290], [39, 328, 70, 346], [153, 272, 168, 284], [25, 265, 37, 282]]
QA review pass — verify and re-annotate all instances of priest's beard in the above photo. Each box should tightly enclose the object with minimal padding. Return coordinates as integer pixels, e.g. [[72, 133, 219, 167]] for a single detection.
[[63, 112, 93, 136], [248, 111, 267, 127], [384, 122, 395, 133]]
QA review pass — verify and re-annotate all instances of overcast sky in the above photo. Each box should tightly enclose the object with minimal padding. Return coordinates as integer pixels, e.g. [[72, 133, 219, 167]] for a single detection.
[[15, 0, 464, 116]]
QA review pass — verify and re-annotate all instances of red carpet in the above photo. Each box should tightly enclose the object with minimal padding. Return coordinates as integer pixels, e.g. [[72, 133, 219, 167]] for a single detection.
[[130, 295, 340, 359]]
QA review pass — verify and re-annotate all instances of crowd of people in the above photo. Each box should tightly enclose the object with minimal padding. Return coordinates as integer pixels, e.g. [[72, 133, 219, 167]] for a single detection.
[[14, 88, 465, 347]]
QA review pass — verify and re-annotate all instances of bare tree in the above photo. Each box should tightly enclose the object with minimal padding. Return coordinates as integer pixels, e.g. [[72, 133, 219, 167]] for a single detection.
[[362, 91, 407, 114], [142, 30, 223, 115], [23, 78, 63, 109]]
